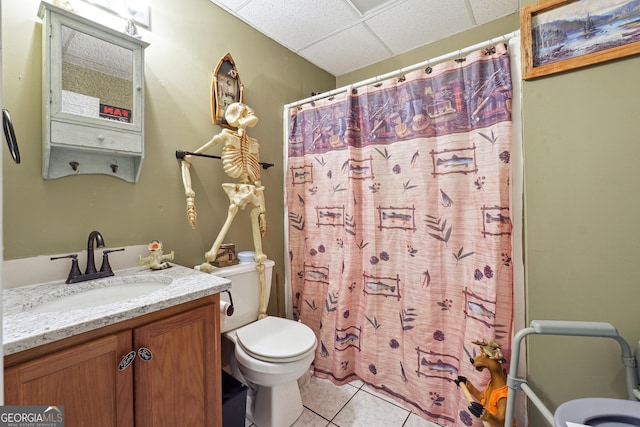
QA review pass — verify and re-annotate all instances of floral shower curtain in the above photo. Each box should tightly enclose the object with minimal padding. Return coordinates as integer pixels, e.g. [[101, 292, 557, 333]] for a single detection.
[[285, 44, 514, 426]]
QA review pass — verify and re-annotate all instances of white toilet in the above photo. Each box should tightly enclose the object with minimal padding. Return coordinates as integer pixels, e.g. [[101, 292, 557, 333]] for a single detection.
[[554, 397, 640, 426], [212, 259, 317, 427], [554, 338, 640, 426]]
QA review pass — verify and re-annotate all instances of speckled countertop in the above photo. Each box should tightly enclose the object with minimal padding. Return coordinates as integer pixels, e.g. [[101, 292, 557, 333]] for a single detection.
[[3, 264, 230, 356]]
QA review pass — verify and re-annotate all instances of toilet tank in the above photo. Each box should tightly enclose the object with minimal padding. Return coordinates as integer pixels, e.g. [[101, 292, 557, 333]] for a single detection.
[[211, 259, 274, 333]]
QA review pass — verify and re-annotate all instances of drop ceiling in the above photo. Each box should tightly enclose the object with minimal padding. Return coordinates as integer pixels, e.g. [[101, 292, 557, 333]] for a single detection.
[[209, 0, 519, 76]]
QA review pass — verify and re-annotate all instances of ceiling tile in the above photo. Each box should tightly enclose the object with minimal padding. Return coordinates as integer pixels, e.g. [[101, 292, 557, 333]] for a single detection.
[[300, 24, 393, 76], [208, 0, 519, 76], [350, 0, 400, 15], [365, 0, 474, 54], [468, 0, 519, 24], [237, 0, 359, 50]]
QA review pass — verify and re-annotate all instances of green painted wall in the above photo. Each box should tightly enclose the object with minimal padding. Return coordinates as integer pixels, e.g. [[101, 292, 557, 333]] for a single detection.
[[523, 57, 640, 423], [519, 0, 640, 422], [2, 0, 335, 314]]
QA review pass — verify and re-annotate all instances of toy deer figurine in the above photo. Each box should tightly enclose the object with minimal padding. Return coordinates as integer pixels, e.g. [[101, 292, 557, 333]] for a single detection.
[[138, 240, 174, 270], [455, 339, 514, 427], [180, 102, 269, 319]]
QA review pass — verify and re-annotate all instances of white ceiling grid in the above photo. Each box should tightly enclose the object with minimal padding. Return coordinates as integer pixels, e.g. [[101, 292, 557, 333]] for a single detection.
[[209, 0, 518, 76]]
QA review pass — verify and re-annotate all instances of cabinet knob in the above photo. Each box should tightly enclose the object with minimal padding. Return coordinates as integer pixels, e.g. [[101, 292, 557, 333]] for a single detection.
[[136, 85, 143, 91], [138, 347, 153, 362], [118, 351, 136, 371], [97, 135, 105, 142]]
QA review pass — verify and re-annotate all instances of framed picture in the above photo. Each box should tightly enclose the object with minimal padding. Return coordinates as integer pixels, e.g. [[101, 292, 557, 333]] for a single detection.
[[211, 53, 244, 129], [521, 0, 640, 79], [84, 0, 151, 29]]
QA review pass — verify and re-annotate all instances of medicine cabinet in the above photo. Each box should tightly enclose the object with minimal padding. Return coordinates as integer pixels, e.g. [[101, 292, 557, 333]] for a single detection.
[[39, 1, 149, 182]]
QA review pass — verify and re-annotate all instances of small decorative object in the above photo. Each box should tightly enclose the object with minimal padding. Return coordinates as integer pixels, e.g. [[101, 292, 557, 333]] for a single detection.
[[237, 251, 255, 263], [212, 53, 244, 129], [84, 0, 151, 29], [213, 243, 238, 267], [454, 339, 513, 427], [138, 240, 174, 270], [125, 18, 141, 39], [53, 0, 76, 13], [521, 0, 640, 80]]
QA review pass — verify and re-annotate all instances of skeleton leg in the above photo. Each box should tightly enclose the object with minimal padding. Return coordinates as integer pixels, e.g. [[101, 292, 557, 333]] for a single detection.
[[199, 202, 239, 273], [250, 204, 269, 319]]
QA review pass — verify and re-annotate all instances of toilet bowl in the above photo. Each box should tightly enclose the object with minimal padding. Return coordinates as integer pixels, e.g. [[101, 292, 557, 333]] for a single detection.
[[554, 398, 640, 427], [226, 316, 317, 427], [211, 260, 317, 427]]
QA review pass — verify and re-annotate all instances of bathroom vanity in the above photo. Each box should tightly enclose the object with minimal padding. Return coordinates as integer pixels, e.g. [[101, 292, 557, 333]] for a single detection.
[[3, 264, 230, 427]]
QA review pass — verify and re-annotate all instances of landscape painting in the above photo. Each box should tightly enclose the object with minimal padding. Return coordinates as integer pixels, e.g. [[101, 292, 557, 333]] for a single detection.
[[521, 0, 640, 79]]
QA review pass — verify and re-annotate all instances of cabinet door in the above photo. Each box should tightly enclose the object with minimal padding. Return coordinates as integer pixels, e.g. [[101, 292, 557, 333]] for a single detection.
[[4, 331, 134, 427], [134, 303, 221, 427]]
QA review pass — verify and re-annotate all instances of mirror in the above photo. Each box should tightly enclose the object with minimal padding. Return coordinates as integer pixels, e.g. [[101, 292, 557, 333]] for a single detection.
[[59, 25, 134, 123]]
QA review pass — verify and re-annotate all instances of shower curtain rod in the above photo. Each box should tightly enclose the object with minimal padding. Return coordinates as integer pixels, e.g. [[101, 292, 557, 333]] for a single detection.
[[284, 30, 519, 110]]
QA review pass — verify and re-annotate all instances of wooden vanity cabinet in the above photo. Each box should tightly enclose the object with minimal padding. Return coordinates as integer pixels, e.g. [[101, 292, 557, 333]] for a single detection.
[[4, 297, 222, 427]]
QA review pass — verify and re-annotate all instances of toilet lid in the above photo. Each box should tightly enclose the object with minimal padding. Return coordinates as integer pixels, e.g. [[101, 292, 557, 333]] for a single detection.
[[555, 398, 640, 426], [236, 316, 317, 362]]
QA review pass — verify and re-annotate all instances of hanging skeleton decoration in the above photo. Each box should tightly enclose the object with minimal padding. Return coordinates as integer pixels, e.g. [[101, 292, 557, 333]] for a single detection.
[[180, 102, 269, 319]]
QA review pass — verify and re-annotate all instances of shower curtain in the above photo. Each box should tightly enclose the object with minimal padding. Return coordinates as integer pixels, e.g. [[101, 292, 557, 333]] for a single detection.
[[285, 43, 514, 427]]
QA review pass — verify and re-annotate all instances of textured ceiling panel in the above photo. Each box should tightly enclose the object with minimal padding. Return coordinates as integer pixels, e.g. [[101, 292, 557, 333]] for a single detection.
[[300, 24, 393, 76], [237, 0, 359, 50], [365, 0, 474, 55], [350, 0, 402, 15], [469, 0, 519, 24], [208, 0, 519, 76]]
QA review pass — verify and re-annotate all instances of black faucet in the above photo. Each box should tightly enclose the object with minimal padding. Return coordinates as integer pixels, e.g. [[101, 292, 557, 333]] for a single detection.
[[50, 230, 125, 283], [85, 230, 105, 275]]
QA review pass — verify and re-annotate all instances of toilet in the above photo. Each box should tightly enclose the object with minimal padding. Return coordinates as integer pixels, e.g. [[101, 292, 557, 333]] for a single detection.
[[212, 259, 317, 427], [554, 398, 640, 426]]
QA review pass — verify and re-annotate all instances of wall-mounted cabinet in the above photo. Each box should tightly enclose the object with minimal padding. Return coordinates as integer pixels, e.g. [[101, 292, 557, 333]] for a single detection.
[[39, 1, 149, 182]]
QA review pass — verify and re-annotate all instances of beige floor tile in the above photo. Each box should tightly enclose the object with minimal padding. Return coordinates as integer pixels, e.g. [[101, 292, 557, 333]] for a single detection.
[[291, 407, 331, 427], [361, 384, 403, 406], [404, 412, 445, 427], [346, 378, 364, 389], [300, 376, 359, 421], [331, 389, 410, 426]]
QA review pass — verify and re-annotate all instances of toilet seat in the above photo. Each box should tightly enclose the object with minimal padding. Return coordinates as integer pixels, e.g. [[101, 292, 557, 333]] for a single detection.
[[235, 316, 317, 363], [554, 398, 640, 426]]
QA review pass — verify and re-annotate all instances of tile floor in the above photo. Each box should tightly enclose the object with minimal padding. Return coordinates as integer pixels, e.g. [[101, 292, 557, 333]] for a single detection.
[[245, 375, 443, 427]]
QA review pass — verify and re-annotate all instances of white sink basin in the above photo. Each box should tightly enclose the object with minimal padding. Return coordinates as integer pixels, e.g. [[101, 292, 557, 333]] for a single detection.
[[30, 277, 171, 313]]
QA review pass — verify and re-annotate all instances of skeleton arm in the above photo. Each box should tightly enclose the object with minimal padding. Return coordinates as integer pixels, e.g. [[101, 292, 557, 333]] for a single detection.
[[180, 159, 197, 229], [180, 133, 228, 229]]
